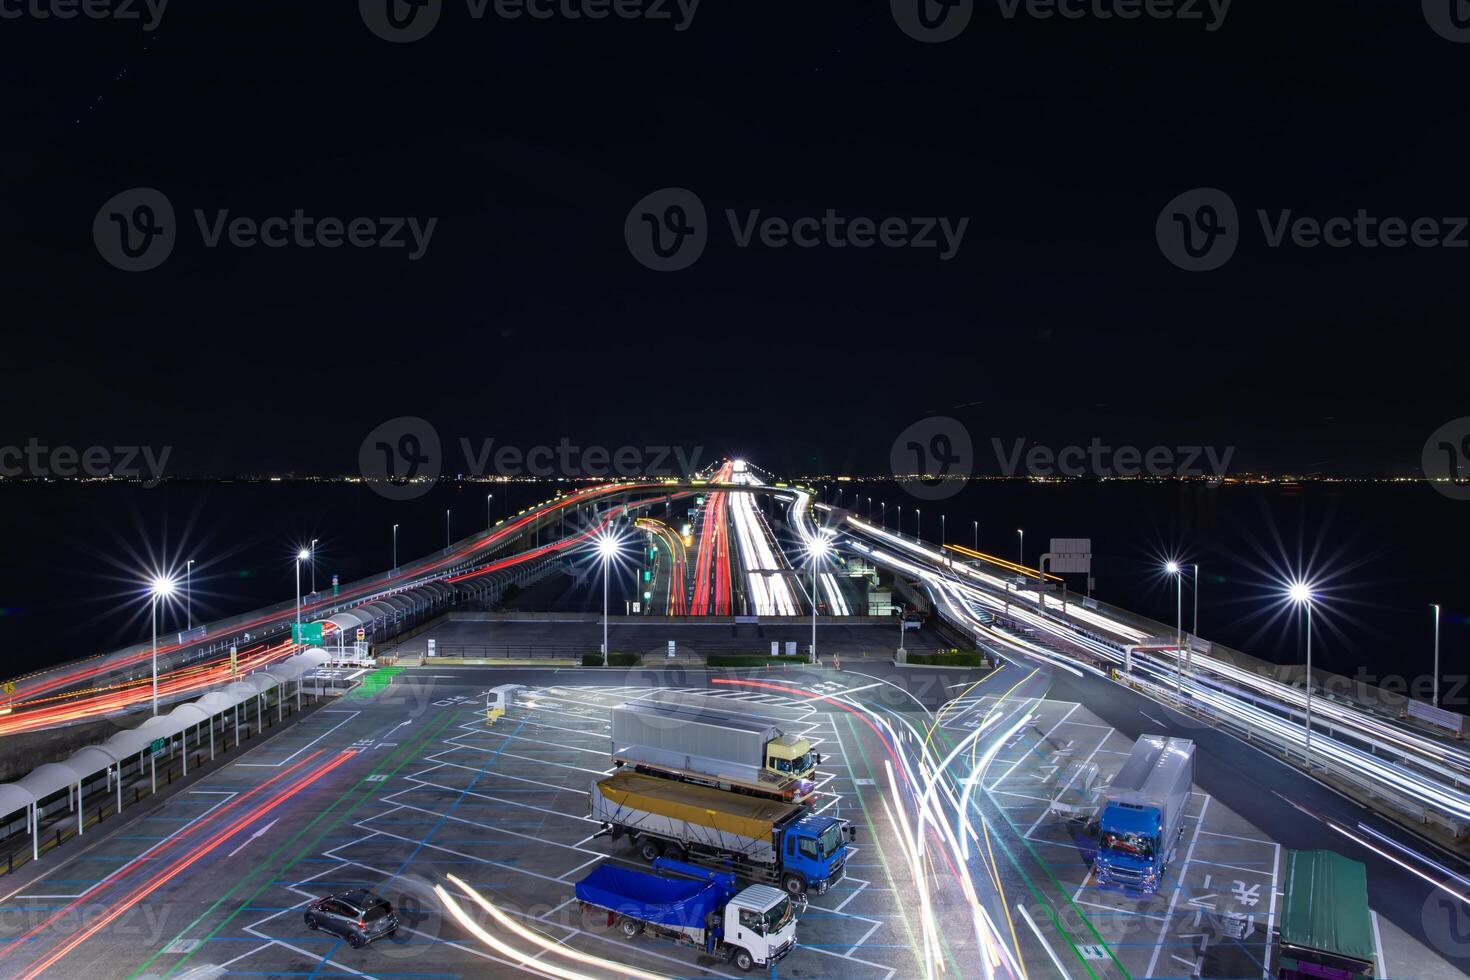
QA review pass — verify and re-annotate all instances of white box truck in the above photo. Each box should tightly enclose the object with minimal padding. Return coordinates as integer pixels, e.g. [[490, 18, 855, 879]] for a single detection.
[[611, 701, 819, 804], [1093, 735, 1195, 892]]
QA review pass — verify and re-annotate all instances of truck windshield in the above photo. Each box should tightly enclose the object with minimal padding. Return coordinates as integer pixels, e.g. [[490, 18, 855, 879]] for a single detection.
[[1101, 830, 1155, 859], [818, 823, 844, 860], [762, 898, 794, 935]]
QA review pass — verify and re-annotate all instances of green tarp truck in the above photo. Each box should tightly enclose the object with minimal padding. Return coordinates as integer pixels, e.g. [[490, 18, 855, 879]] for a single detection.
[[1276, 850, 1375, 980]]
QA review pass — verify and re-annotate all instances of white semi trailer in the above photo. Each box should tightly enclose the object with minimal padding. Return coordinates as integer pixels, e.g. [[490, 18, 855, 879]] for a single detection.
[[611, 701, 819, 803]]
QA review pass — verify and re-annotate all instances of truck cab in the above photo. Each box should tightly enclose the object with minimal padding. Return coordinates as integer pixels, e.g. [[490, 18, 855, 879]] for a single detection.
[[1095, 801, 1163, 889], [723, 884, 797, 969], [778, 812, 855, 896], [766, 733, 818, 782]]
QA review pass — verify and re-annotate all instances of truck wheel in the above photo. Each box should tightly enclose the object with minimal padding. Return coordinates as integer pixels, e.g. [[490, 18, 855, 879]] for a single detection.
[[618, 916, 644, 939], [732, 948, 755, 972], [782, 873, 806, 897], [638, 839, 662, 863], [663, 847, 686, 864]]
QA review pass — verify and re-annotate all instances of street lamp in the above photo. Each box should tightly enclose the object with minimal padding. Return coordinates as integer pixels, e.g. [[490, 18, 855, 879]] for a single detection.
[[1166, 561, 1183, 696], [487, 493, 494, 532], [185, 559, 194, 629], [1017, 529, 1024, 569], [806, 534, 833, 664], [866, 496, 872, 520], [445, 509, 451, 553], [973, 520, 978, 552], [1192, 562, 1199, 636], [595, 532, 624, 667], [1287, 580, 1316, 769], [392, 524, 399, 571], [310, 539, 318, 594], [898, 506, 903, 540], [149, 575, 176, 716], [1432, 603, 1441, 708], [916, 509, 922, 542], [295, 549, 310, 629], [881, 502, 886, 529]]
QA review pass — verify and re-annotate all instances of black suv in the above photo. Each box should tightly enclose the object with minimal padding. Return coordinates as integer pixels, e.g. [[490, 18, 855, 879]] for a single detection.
[[304, 889, 399, 948]]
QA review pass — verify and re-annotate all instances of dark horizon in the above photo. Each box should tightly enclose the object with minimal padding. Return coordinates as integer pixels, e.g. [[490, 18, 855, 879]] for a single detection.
[[3, 2, 1470, 482]]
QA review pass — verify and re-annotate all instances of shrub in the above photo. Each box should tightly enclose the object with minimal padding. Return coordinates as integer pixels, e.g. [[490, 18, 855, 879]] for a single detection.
[[706, 655, 800, 668], [582, 652, 642, 667], [905, 652, 990, 668]]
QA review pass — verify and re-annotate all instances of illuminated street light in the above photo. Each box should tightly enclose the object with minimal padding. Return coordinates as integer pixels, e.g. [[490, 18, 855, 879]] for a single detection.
[[1192, 562, 1199, 636], [149, 575, 177, 717], [392, 524, 399, 572], [487, 493, 494, 532], [594, 531, 626, 667], [806, 533, 833, 664], [1166, 561, 1183, 696], [295, 549, 310, 630], [1432, 603, 1441, 708], [1287, 580, 1316, 769]]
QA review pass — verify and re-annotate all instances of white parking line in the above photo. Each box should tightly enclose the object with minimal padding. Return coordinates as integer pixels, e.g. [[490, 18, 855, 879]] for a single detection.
[[986, 703, 1080, 789], [1145, 795, 1211, 978], [236, 710, 361, 768]]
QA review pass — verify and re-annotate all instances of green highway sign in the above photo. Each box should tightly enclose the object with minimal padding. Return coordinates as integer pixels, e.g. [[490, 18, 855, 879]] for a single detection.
[[150, 738, 166, 757], [291, 622, 324, 646]]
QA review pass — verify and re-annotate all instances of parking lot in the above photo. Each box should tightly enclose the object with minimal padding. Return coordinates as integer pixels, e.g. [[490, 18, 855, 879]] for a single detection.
[[0, 668, 942, 979], [977, 696, 1458, 979]]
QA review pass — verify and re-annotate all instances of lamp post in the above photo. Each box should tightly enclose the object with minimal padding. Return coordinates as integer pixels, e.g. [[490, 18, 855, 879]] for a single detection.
[[310, 539, 318, 594], [487, 494, 494, 532], [1017, 529, 1024, 569], [392, 524, 399, 572], [597, 533, 622, 667], [1432, 603, 1442, 708], [898, 506, 903, 540], [1288, 581, 1316, 769], [149, 576, 176, 716], [1166, 562, 1183, 695], [973, 520, 978, 553], [807, 535, 832, 664], [185, 559, 194, 629], [445, 509, 451, 553], [916, 509, 922, 543], [867, 496, 872, 521], [1192, 562, 1199, 636], [295, 549, 309, 629], [881, 502, 886, 529]]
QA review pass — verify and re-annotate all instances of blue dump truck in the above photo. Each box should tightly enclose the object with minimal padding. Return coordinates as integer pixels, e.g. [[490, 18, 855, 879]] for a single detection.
[[590, 770, 853, 897], [575, 857, 796, 972], [1094, 734, 1196, 892]]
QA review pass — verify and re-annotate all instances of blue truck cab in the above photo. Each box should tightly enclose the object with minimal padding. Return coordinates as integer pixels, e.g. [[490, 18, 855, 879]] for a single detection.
[[1096, 801, 1165, 889], [778, 812, 854, 896]]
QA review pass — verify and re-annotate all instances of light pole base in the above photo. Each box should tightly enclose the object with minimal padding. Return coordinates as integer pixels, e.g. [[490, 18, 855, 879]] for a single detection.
[[895, 648, 907, 664]]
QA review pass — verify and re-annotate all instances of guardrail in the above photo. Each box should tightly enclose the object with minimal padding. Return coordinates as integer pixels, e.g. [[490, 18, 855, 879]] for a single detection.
[[1119, 672, 1467, 841]]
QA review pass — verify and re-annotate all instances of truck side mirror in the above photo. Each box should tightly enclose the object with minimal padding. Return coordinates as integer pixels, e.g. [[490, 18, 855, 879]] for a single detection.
[[847, 826, 857, 841], [816, 752, 824, 765]]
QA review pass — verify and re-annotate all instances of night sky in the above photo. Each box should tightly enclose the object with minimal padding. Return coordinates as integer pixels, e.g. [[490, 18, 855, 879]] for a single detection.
[[4, 1, 1469, 478]]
